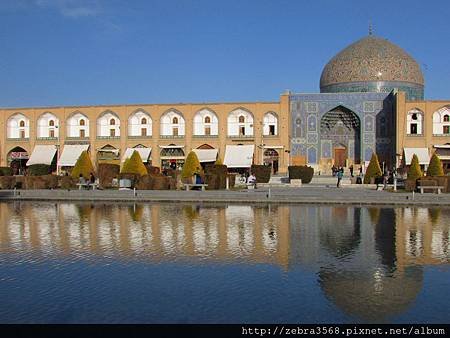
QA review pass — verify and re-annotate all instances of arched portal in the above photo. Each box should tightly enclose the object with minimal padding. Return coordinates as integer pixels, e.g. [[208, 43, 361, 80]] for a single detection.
[[320, 106, 361, 167], [263, 148, 279, 174], [7, 146, 29, 175]]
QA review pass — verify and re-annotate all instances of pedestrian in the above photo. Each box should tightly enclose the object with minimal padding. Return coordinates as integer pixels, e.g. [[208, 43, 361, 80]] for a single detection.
[[349, 165, 354, 177], [383, 171, 389, 190], [337, 168, 343, 188], [359, 166, 363, 176], [331, 165, 337, 176], [89, 172, 95, 184]]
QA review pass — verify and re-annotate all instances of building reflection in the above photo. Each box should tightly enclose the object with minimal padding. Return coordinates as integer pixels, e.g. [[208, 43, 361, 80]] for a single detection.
[[0, 202, 448, 321]]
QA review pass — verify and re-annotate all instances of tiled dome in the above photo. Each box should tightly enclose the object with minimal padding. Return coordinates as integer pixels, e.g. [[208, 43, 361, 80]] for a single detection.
[[320, 35, 424, 98]]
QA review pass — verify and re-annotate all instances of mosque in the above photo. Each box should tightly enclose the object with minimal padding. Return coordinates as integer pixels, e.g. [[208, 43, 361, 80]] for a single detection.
[[1, 32, 449, 175]]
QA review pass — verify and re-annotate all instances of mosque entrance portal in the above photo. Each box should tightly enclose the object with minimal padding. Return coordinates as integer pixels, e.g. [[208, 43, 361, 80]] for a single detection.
[[321, 106, 361, 167]]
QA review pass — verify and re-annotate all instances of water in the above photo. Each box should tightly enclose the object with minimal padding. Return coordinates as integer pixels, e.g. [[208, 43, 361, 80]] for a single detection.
[[0, 202, 449, 323]]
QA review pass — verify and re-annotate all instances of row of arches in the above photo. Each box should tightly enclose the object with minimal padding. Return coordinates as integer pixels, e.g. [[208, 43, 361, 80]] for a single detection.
[[406, 106, 450, 135], [6, 109, 279, 139]]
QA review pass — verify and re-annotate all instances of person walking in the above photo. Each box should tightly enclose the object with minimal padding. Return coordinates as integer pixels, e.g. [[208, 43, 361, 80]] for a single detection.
[[349, 165, 354, 177], [337, 168, 343, 188]]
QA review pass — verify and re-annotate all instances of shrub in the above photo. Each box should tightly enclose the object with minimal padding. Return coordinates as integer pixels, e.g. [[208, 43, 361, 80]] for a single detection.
[[98, 163, 120, 188], [205, 165, 228, 189], [71, 151, 95, 179], [363, 153, 382, 184], [407, 154, 423, 181], [215, 158, 223, 165], [135, 175, 154, 190], [0, 176, 15, 189], [288, 166, 314, 183], [427, 153, 444, 177], [0, 167, 12, 176], [59, 176, 76, 190], [28, 164, 51, 176], [145, 165, 160, 175], [181, 151, 202, 179], [251, 165, 271, 183], [121, 151, 147, 176]]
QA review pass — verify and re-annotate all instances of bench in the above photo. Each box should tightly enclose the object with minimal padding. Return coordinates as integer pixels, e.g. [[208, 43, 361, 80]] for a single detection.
[[77, 182, 99, 190], [184, 184, 208, 191], [418, 185, 444, 194]]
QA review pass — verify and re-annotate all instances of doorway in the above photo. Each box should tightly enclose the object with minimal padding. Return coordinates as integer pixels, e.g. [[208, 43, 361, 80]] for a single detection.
[[334, 147, 347, 167]]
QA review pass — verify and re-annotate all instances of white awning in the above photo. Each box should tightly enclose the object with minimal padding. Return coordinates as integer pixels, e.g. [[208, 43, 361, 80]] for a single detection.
[[122, 147, 152, 163], [192, 149, 218, 163], [223, 145, 254, 168], [98, 148, 119, 155], [434, 144, 450, 149], [59, 144, 90, 167], [26, 145, 57, 166], [403, 148, 429, 165]]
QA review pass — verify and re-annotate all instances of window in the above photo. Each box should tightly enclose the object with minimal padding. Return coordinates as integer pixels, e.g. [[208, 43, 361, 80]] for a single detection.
[[410, 123, 418, 135], [80, 119, 85, 126], [141, 128, 147, 136], [239, 126, 245, 136], [269, 125, 275, 135], [80, 129, 85, 138], [19, 120, 25, 127], [141, 118, 147, 125], [172, 117, 178, 124], [238, 115, 245, 123], [444, 115, 450, 122], [444, 126, 450, 134], [204, 116, 211, 124], [110, 129, 116, 137], [173, 127, 178, 136], [110, 118, 116, 125], [205, 127, 211, 136], [412, 113, 418, 120], [49, 129, 55, 138], [20, 130, 25, 139], [49, 120, 55, 127]]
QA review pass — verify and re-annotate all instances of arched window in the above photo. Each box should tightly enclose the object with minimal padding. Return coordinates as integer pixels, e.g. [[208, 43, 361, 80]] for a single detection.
[[49, 120, 55, 127], [110, 118, 116, 125], [444, 115, 450, 122], [172, 117, 178, 124], [433, 107, 450, 135], [160, 110, 185, 137], [204, 116, 211, 124], [19, 120, 25, 128], [406, 109, 423, 135], [80, 119, 85, 126], [227, 109, 254, 137], [263, 112, 278, 136], [141, 117, 147, 124], [238, 115, 245, 123]]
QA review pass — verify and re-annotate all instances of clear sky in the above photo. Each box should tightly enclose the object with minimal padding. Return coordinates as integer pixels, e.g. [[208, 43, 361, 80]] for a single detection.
[[1, 0, 449, 107]]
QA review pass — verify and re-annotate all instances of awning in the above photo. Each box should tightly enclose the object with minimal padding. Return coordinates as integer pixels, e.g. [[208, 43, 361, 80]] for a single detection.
[[26, 145, 57, 166], [59, 144, 90, 167], [223, 145, 254, 168], [434, 146, 450, 160], [403, 148, 429, 165], [122, 147, 152, 162], [98, 148, 119, 155], [193, 149, 218, 163]]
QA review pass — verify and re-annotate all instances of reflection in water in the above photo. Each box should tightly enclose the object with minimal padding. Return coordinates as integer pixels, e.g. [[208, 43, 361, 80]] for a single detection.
[[0, 202, 449, 323]]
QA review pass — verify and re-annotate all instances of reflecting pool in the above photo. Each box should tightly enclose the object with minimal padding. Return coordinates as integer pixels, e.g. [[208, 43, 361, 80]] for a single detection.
[[0, 202, 449, 323]]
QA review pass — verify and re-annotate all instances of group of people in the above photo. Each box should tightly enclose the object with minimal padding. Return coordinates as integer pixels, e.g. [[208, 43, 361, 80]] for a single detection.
[[78, 173, 97, 189]]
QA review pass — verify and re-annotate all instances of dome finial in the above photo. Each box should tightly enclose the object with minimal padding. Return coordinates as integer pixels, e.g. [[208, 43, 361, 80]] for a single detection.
[[368, 20, 373, 36]]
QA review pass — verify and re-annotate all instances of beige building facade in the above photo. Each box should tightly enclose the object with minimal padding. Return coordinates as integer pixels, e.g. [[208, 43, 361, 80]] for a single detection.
[[0, 94, 291, 174], [396, 91, 450, 172]]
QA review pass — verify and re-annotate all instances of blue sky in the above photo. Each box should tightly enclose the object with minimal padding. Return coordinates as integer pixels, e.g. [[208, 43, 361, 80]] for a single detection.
[[0, 0, 449, 107]]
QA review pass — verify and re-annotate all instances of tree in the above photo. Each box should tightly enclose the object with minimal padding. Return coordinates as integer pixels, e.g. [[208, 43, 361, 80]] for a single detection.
[[71, 151, 94, 179], [426, 153, 444, 176], [407, 154, 423, 181], [215, 157, 223, 165], [120, 150, 148, 176], [181, 151, 202, 179], [363, 153, 382, 184]]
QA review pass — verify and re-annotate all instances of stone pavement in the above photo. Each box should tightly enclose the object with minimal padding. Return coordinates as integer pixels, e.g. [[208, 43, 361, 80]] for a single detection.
[[1, 185, 450, 206]]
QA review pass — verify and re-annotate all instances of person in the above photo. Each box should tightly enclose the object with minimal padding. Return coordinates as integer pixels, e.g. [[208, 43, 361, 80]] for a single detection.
[[247, 173, 257, 189], [349, 165, 354, 177], [79, 174, 86, 184], [359, 166, 363, 176], [331, 165, 337, 176], [89, 173, 95, 184], [337, 168, 343, 188], [383, 171, 389, 190]]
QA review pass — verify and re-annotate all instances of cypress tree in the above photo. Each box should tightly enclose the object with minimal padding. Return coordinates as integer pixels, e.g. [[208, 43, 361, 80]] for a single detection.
[[407, 154, 423, 181], [426, 153, 444, 176], [121, 151, 148, 176], [71, 150, 94, 179], [181, 151, 202, 179], [363, 153, 382, 184]]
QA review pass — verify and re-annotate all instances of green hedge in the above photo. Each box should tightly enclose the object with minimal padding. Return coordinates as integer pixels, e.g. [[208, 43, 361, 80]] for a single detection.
[[288, 166, 314, 183], [251, 165, 271, 183], [0, 167, 12, 176], [28, 164, 51, 176]]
